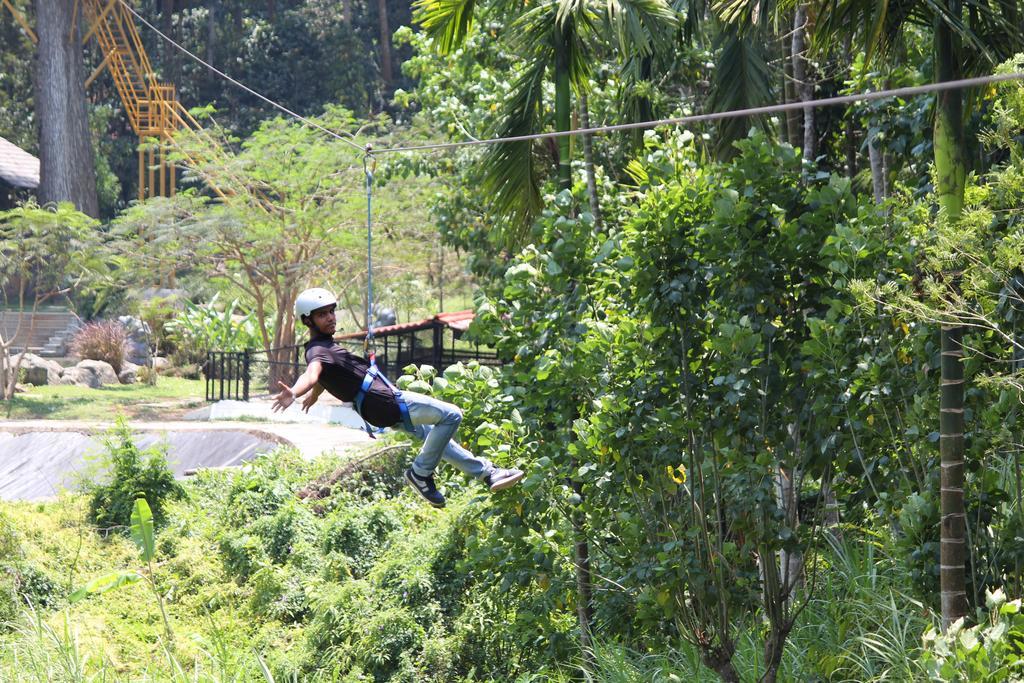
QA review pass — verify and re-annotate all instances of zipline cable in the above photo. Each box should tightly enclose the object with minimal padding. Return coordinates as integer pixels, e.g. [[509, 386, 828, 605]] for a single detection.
[[123, 1, 1024, 158], [370, 71, 1024, 154], [119, 0, 366, 154]]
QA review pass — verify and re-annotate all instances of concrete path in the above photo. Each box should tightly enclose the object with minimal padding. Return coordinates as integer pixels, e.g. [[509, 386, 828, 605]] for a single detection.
[[0, 419, 373, 501]]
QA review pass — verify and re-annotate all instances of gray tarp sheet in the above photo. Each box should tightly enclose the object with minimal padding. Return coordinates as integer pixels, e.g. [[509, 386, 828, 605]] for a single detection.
[[0, 430, 278, 500]]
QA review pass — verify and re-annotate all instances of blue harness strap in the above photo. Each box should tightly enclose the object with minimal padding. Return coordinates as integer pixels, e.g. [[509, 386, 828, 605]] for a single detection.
[[353, 359, 413, 438]]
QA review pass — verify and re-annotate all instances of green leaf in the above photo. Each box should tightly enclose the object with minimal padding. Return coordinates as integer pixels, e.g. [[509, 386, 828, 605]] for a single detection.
[[69, 570, 143, 604], [254, 649, 276, 683], [414, 0, 478, 55], [131, 498, 156, 563], [407, 379, 433, 394]]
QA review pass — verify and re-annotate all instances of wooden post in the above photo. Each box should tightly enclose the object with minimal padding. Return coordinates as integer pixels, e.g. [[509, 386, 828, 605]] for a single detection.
[[148, 144, 155, 199], [138, 146, 145, 201], [159, 144, 167, 196]]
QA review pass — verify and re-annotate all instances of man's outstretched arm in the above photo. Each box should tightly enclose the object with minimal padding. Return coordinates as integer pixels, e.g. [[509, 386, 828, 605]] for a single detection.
[[271, 360, 323, 412], [302, 384, 325, 412]]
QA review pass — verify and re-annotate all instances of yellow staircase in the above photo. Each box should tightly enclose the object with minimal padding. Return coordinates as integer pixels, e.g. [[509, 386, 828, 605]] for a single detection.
[[82, 0, 248, 204]]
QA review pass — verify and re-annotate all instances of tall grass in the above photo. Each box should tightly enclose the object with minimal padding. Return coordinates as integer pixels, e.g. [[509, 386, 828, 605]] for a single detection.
[[562, 532, 935, 682], [791, 532, 933, 682], [0, 605, 280, 683]]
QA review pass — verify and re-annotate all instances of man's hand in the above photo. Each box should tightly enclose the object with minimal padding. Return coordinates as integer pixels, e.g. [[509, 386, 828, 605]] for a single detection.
[[302, 384, 324, 413], [271, 382, 296, 412]]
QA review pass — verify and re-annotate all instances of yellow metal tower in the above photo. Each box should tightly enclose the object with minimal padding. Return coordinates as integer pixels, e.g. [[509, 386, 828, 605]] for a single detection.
[[4, 0, 239, 203]]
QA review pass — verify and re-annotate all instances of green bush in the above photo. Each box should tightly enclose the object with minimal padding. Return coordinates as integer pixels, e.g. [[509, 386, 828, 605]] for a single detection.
[[223, 454, 296, 527], [70, 320, 128, 374], [306, 579, 377, 666], [351, 606, 426, 680], [250, 565, 310, 623], [251, 499, 319, 565], [218, 531, 267, 583], [321, 502, 402, 577], [921, 589, 1024, 680], [84, 418, 183, 533]]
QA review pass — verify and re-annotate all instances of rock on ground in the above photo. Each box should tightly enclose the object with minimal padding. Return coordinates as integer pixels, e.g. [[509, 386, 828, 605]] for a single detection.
[[9, 353, 63, 386], [119, 361, 140, 385], [60, 360, 118, 388]]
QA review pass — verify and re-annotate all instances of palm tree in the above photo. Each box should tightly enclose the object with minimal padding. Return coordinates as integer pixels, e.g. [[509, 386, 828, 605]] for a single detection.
[[810, 0, 1022, 627], [415, 0, 676, 233]]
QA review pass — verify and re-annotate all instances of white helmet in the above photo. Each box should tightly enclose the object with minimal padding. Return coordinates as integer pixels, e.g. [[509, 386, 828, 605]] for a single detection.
[[294, 288, 337, 320]]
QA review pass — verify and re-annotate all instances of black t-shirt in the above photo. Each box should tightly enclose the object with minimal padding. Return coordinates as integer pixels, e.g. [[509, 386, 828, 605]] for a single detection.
[[304, 334, 401, 428]]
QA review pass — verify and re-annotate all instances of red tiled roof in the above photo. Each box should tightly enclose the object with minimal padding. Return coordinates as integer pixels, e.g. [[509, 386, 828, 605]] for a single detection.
[[336, 310, 475, 340], [0, 136, 39, 189]]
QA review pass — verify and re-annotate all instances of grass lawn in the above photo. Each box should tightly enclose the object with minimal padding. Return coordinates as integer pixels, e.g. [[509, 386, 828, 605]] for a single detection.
[[2, 378, 206, 421]]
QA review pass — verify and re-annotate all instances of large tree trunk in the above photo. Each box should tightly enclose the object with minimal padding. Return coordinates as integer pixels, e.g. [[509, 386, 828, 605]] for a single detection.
[[343, 0, 351, 25], [578, 94, 602, 230], [571, 481, 595, 671], [869, 137, 887, 202], [792, 5, 815, 161], [934, 13, 969, 630], [843, 36, 858, 179], [35, 0, 99, 217], [377, 0, 393, 86], [206, 0, 217, 65], [776, 463, 803, 595]]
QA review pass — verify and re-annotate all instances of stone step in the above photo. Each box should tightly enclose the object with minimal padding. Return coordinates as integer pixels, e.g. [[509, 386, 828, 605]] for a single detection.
[[0, 310, 80, 356]]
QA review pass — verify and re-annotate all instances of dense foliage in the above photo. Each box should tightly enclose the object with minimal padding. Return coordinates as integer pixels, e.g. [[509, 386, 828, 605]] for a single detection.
[[5, 0, 1024, 676]]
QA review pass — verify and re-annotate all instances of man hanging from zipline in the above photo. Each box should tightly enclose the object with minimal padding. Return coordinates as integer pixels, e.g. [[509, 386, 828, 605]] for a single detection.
[[271, 288, 524, 508]]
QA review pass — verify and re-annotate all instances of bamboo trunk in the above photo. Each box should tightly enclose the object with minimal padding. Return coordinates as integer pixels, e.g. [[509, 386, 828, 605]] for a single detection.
[[792, 5, 815, 161], [554, 26, 572, 193], [934, 12, 969, 629], [377, 0, 393, 86]]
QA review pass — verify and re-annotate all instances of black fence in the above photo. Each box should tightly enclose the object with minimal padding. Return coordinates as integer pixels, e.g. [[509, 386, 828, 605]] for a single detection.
[[205, 329, 501, 402]]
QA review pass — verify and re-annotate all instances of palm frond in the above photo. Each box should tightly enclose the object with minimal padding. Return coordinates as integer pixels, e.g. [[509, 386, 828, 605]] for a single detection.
[[707, 22, 774, 159], [413, 0, 477, 55], [677, 0, 708, 40], [814, 0, 1023, 71], [481, 59, 549, 242], [616, 54, 656, 147], [514, 1, 595, 90], [606, 0, 679, 58]]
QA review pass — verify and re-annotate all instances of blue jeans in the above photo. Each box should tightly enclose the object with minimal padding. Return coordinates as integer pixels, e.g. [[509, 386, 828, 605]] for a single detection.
[[402, 391, 493, 480]]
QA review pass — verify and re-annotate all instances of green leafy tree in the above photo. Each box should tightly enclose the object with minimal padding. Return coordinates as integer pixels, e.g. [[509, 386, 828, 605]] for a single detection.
[[810, 0, 1024, 628], [0, 202, 106, 400]]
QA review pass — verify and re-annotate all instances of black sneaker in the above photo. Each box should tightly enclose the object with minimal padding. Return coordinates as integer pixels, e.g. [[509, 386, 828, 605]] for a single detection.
[[484, 467, 525, 492], [405, 468, 446, 508]]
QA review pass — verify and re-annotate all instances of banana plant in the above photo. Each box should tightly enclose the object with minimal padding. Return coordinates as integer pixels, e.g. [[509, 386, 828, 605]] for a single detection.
[[70, 498, 175, 647], [164, 292, 263, 354]]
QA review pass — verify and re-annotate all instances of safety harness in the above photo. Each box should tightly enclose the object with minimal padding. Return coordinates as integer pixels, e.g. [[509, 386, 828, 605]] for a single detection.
[[353, 352, 413, 438]]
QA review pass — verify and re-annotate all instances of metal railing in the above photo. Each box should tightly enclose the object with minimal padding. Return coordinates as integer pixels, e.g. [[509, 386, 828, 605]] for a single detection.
[[204, 334, 501, 402]]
